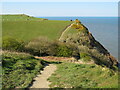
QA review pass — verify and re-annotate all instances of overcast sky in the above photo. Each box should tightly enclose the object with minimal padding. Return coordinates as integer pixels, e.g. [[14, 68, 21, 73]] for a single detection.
[[2, 1, 118, 17]]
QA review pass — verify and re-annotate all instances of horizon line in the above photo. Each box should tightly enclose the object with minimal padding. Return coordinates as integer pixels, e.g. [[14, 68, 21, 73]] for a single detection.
[[1, 14, 118, 17]]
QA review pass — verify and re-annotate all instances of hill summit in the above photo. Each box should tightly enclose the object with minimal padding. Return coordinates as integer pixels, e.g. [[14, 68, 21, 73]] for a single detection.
[[59, 19, 118, 68]]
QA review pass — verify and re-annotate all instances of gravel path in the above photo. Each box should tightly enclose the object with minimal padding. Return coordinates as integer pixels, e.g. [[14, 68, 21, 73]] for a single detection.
[[59, 24, 72, 41], [30, 64, 57, 88]]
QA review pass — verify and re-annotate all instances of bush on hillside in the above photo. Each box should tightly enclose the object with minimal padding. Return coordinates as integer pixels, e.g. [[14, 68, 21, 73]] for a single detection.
[[25, 37, 80, 58], [89, 49, 113, 67], [25, 36, 53, 56], [80, 52, 92, 62], [56, 44, 72, 57], [2, 37, 25, 51], [50, 42, 80, 58], [65, 43, 79, 58], [78, 45, 113, 67]]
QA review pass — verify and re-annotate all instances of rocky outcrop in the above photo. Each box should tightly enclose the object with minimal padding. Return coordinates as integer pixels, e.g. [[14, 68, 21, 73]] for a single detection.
[[59, 19, 118, 68]]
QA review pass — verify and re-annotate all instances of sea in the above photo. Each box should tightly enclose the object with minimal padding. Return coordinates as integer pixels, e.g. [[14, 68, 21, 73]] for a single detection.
[[38, 17, 118, 61]]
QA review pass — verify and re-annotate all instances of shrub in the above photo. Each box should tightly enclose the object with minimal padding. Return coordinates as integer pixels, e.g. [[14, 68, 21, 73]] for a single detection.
[[25, 36, 80, 58], [2, 37, 25, 51], [64, 43, 80, 59], [25, 36, 53, 56], [47, 41, 59, 56], [80, 52, 92, 62], [56, 44, 72, 57], [80, 52, 89, 58]]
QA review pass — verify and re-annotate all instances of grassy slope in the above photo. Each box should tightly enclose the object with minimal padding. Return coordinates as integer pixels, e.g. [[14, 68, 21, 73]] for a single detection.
[[59, 22, 88, 42], [61, 28, 78, 38], [2, 14, 43, 21], [2, 51, 44, 88], [2, 15, 118, 89], [48, 63, 118, 88], [2, 15, 72, 41]]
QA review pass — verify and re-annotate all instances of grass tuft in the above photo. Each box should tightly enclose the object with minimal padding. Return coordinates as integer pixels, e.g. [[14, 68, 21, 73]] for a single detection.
[[48, 63, 118, 88]]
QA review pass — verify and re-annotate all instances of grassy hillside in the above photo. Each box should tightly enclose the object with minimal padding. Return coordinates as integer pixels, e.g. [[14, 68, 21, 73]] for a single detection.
[[59, 19, 118, 68], [48, 63, 118, 88], [2, 14, 43, 21], [2, 51, 44, 88], [2, 15, 72, 41], [2, 15, 118, 89]]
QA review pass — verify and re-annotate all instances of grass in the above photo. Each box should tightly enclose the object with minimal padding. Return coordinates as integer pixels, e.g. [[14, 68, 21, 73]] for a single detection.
[[48, 63, 118, 88], [2, 51, 44, 88], [2, 15, 72, 41], [80, 52, 92, 62], [2, 14, 43, 21], [59, 23, 89, 42], [64, 28, 79, 35], [2, 14, 118, 89]]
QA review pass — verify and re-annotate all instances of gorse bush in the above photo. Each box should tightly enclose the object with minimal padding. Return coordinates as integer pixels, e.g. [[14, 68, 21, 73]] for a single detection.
[[78, 45, 114, 67], [80, 52, 92, 62], [2, 36, 80, 58], [56, 44, 72, 57], [56, 43, 80, 58], [25, 36, 80, 58], [2, 37, 25, 51], [80, 52, 89, 58], [25, 36, 53, 56], [59, 25, 118, 68]]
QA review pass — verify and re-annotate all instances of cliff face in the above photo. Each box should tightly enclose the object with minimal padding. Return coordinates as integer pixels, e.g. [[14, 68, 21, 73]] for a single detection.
[[59, 19, 118, 68]]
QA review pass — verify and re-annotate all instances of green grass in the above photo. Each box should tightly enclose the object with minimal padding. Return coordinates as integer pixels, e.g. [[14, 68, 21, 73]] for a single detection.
[[64, 28, 79, 35], [2, 15, 72, 41], [2, 14, 43, 21], [2, 14, 118, 89], [48, 63, 118, 88], [2, 51, 44, 88], [59, 23, 89, 42]]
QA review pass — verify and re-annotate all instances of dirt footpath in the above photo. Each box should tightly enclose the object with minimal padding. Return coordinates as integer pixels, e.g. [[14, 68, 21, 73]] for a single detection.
[[30, 64, 57, 88]]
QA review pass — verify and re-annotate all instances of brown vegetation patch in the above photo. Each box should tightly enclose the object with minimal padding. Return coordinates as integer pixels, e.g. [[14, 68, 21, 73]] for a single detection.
[[35, 56, 76, 62], [35, 56, 94, 65]]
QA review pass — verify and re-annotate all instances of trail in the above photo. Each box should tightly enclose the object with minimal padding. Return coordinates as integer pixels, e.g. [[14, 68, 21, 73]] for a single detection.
[[59, 24, 72, 41], [30, 64, 57, 88], [35, 56, 94, 65]]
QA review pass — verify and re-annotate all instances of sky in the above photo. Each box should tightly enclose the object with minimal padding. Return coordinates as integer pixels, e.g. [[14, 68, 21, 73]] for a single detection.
[[1, 1, 118, 17], [1, 0, 120, 2]]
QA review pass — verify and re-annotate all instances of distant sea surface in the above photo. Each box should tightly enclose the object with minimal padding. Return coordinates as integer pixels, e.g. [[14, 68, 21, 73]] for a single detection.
[[38, 17, 118, 60]]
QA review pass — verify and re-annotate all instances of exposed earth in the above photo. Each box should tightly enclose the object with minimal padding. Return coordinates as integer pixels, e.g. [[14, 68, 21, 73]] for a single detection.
[[30, 64, 57, 88]]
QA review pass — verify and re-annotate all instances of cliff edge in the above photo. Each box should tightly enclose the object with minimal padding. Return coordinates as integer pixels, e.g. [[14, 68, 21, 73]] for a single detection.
[[59, 19, 118, 68]]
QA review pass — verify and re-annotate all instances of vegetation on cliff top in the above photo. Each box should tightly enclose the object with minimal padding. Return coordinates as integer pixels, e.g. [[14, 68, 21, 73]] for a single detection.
[[2, 14, 72, 41], [2, 14, 43, 21], [59, 19, 118, 68], [2, 15, 118, 89]]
